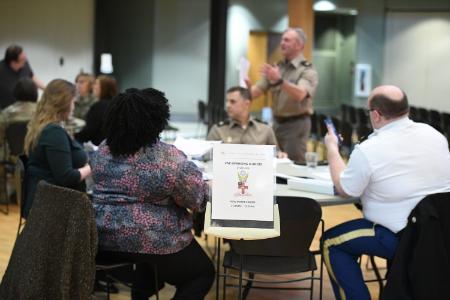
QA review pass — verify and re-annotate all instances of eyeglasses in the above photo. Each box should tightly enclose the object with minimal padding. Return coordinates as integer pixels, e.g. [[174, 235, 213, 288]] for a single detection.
[[365, 108, 375, 116]]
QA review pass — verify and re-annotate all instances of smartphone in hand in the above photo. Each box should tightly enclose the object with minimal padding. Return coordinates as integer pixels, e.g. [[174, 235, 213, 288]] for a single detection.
[[324, 117, 343, 145]]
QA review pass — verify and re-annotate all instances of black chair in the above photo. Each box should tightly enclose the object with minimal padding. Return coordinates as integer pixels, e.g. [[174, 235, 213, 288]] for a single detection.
[[197, 100, 210, 137], [356, 123, 372, 142], [441, 112, 450, 134], [310, 113, 318, 139], [331, 116, 341, 134], [348, 106, 357, 127], [408, 106, 419, 122], [341, 104, 350, 123], [95, 261, 160, 300], [429, 109, 442, 132], [339, 121, 353, 155], [15, 154, 27, 237], [316, 114, 327, 138], [5, 121, 28, 158], [0, 181, 97, 299], [357, 107, 368, 127], [417, 107, 430, 124], [220, 196, 324, 300], [0, 121, 28, 215], [198, 100, 209, 125]]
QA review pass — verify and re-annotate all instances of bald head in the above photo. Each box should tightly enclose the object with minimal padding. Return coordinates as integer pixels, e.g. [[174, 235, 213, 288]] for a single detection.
[[368, 85, 409, 119]]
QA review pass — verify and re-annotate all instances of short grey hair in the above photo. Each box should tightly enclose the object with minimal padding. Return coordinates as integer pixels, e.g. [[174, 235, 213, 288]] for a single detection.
[[284, 27, 307, 45]]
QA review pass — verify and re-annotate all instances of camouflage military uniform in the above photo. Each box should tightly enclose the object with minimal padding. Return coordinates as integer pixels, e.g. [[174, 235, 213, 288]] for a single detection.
[[73, 94, 96, 120], [0, 101, 36, 161]]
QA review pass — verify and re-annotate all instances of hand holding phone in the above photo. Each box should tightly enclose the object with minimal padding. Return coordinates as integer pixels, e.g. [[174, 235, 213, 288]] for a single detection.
[[324, 117, 343, 145]]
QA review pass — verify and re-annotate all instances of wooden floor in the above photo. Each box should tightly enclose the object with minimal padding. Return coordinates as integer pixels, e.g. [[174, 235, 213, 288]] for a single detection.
[[0, 203, 386, 300]]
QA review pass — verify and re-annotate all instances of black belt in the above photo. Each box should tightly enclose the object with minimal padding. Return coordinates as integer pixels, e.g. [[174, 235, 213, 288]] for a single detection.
[[274, 114, 310, 123]]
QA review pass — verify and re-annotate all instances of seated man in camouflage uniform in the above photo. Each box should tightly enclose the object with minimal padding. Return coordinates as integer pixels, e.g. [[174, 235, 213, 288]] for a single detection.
[[0, 78, 38, 161], [207, 86, 287, 158]]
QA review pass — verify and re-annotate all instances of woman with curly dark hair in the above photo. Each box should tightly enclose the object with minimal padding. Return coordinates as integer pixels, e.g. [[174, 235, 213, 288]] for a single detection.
[[90, 88, 214, 300]]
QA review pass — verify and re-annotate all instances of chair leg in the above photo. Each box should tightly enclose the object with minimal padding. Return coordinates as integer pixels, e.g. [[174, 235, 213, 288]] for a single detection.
[[242, 272, 254, 300], [369, 255, 384, 298], [216, 239, 221, 300], [222, 267, 227, 300], [106, 278, 111, 300], [319, 220, 324, 300], [0, 203, 8, 215], [153, 264, 159, 300], [16, 218, 22, 237], [238, 254, 243, 300]]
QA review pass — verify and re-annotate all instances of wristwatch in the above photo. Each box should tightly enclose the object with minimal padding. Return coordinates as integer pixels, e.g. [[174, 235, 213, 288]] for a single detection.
[[270, 78, 283, 87]]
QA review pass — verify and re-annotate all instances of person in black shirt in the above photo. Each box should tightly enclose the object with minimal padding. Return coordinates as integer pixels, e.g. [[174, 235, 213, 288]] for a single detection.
[[75, 75, 118, 146], [0, 45, 45, 109]]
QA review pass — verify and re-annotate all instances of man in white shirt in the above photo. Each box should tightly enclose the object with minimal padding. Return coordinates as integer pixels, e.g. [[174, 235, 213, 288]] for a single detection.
[[323, 85, 450, 300]]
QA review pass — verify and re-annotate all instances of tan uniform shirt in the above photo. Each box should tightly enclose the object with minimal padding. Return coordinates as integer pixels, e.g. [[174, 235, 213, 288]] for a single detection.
[[256, 54, 318, 117], [207, 117, 278, 146]]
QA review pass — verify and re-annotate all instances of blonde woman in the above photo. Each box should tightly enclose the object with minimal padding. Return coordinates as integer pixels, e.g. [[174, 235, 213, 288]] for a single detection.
[[73, 72, 95, 120], [23, 79, 91, 218]]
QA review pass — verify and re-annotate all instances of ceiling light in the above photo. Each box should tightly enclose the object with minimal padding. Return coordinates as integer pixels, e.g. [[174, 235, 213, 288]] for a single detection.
[[313, 0, 336, 11]]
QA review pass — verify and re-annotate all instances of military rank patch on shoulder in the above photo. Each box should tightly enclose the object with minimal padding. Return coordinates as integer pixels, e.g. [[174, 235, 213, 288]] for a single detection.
[[217, 120, 230, 127], [254, 118, 268, 125], [301, 60, 312, 68]]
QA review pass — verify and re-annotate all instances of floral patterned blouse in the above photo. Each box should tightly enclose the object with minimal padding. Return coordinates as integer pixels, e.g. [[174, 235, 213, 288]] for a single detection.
[[90, 141, 209, 255]]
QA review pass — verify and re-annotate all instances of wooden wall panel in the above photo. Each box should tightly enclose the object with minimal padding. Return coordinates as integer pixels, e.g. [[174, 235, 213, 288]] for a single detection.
[[288, 0, 314, 61]]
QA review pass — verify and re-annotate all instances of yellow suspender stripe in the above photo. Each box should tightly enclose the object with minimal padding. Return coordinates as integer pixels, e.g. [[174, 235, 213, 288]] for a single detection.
[[323, 227, 376, 300]]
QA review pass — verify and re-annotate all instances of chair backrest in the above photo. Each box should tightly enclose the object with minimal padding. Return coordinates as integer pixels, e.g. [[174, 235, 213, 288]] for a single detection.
[[340, 120, 353, 149], [357, 107, 368, 127], [409, 106, 419, 122], [348, 105, 357, 126], [357, 123, 372, 141], [230, 196, 322, 258], [0, 181, 98, 299], [15, 154, 28, 217], [316, 114, 327, 138], [198, 100, 208, 124], [5, 121, 28, 157]]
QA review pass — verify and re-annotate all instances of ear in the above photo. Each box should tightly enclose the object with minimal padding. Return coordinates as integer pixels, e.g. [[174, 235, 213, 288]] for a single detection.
[[373, 110, 383, 122]]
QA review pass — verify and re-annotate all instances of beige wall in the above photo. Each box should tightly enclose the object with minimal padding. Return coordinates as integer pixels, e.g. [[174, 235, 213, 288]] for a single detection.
[[0, 0, 94, 85]]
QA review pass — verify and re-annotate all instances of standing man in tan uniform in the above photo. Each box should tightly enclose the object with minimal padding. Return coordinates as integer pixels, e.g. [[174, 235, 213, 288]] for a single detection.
[[247, 28, 318, 163], [207, 86, 287, 157]]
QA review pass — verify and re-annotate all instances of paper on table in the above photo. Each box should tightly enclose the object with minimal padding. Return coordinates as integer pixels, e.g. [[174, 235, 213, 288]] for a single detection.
[[238, 56, 250, 88], [173, 136, 220, 158], [310, 170, 332, 180], [275, 157, 292, 165], [287, 177, 335, 195]]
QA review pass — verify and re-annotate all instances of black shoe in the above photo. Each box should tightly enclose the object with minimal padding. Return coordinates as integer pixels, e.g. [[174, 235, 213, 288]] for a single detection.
[[94, 280, 119, 294]]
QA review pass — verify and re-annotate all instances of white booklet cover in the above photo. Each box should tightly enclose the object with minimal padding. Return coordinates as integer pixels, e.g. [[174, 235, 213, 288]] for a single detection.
[[212, 144, 275, 221]]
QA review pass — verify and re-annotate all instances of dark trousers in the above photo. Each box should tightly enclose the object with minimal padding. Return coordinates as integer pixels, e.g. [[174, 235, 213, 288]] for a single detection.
[[98, 239, 215, 300]]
